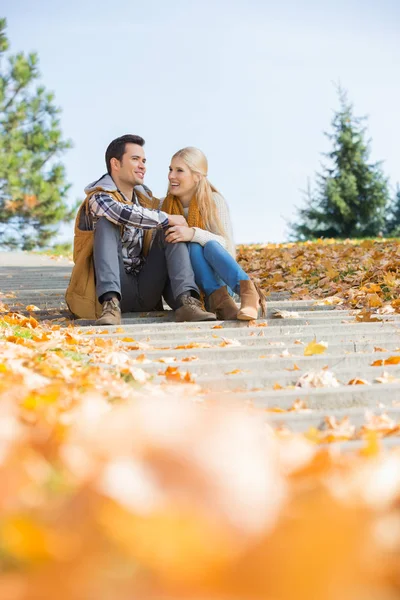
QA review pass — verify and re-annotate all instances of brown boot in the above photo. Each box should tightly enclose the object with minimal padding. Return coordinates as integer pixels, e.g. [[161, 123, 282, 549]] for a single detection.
[[175, 294, 216, 322], [95, 298, 121, 326], [237, 280, 266, 321], [208, 286, 239, 320]]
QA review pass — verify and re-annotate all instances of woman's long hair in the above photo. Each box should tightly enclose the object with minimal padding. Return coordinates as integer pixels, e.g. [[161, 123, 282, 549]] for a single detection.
[[170, 147, 226, 237]]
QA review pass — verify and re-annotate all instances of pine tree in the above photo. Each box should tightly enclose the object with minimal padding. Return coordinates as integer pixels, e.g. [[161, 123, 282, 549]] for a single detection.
[[384, 185, 400, 237], [289, 88, 390, 240], [0, 18, 73, 250]]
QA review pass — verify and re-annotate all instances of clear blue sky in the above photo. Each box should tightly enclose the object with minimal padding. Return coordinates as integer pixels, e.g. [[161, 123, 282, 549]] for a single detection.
[[3, 0, 400, 243]]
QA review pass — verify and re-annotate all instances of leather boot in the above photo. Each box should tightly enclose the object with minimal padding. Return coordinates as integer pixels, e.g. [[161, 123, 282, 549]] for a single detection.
[[208, 286, 239, 320], [96, 298, 121, 326], [237, 280, 264, 321], [175, 293, 216, 322]]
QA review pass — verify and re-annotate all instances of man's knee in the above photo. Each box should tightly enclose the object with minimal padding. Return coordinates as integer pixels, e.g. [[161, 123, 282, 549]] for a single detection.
[[95, 217, 120, 237]]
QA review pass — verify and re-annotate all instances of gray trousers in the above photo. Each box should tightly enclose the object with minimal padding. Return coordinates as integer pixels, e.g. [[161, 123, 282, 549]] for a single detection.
[[93, 218, 199, 312]]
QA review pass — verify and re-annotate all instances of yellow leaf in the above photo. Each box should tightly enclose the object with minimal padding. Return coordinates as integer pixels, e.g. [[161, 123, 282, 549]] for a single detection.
[[2, 516, 50, 561], [367, 293, 383, 308], [304, 339, 328, 356], [359, 430, 380, 457]]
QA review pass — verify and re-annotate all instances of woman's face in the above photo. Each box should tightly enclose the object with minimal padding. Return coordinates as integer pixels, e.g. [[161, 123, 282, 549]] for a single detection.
[[168, 157, 198, 200]]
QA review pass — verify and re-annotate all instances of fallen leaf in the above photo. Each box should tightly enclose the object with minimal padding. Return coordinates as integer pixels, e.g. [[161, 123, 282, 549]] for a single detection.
[[296, 370, 340, 388], [25, 304, 40, 312], [371, 356, 400, 367], [304, 339, 328, 356], [273, 382, 283, 390], [273, 309, 301, 319]]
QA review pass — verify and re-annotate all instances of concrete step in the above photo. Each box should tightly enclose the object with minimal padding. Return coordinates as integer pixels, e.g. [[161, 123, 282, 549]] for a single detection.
[[264, 405, 400, 431], [82, 328, 400, 348], [122, 350, 400, 377], [119, 341, 400, 361], [228, 382, 400, 410], [190, 363, 400, 391]]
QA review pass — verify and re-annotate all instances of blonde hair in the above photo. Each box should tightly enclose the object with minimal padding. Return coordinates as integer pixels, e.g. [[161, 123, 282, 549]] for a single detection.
[[170, 146, 225, 237]]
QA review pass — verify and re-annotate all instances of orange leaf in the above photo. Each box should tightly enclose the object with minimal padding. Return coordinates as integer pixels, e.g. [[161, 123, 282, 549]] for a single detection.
[[371, 355, 400, 367], [175, 342, 211, 349], [356, 310, 380, 322], [25, 304, 40, 312], [184, 371, 195, 383], [285, 363, 300, 372]]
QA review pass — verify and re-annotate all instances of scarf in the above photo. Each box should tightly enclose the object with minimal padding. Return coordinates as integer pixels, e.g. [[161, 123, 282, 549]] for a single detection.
[[162, 194, 205, 229]]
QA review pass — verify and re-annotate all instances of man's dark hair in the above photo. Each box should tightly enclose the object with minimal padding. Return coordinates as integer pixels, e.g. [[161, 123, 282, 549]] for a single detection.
[[105, 134, 145, 175]]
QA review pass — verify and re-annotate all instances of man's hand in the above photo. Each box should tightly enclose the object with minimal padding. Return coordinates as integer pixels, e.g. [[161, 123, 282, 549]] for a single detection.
[[167, 214, 188, 227], [165, 225, 195, 243]]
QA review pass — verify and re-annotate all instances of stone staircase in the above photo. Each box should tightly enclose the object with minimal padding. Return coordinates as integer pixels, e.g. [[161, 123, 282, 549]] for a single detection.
[[1, 252, 400, 449]]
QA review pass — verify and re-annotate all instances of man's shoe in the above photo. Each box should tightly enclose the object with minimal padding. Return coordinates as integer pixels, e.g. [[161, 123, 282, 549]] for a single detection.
[[175, 294, 216, 322], [95, 298, 121, 326]]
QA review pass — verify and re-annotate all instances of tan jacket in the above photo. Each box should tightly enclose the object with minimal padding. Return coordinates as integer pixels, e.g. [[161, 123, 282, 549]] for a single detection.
[[65, 187, 159, 320]]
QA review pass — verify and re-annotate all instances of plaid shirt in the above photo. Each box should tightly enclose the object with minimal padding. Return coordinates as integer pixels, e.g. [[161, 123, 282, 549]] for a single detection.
[[89, 189, 168, 274]]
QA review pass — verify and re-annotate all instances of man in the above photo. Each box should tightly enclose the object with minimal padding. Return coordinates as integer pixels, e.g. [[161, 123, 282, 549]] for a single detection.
[[66, 134, 216, 325]]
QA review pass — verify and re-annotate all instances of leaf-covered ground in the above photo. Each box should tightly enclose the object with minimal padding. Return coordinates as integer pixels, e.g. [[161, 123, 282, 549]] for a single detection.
[[1, 239, 400, 599], [239, 238, 400, 312]]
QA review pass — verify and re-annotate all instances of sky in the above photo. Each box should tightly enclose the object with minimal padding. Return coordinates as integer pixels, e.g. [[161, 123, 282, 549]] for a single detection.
[[3, 0, 400, 244]]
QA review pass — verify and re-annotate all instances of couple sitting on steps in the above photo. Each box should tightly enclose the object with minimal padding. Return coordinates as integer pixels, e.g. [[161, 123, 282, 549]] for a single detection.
[[66, 134, 266, 326]]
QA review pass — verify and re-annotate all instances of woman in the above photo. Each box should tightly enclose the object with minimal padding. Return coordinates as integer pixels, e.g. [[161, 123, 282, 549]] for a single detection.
[[163, 147, 266, 320]]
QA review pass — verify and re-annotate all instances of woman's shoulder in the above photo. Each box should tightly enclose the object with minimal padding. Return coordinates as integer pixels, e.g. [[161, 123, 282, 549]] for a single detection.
[[212, 191, 230, 212], [212, 191, 227, 205]]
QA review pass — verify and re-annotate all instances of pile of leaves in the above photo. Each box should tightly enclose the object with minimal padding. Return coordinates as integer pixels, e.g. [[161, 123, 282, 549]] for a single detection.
[[238, 238, 400, 310], [0, 311, 400, 599]]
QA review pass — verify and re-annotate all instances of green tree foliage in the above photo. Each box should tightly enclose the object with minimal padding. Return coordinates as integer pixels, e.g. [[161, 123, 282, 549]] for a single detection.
[[0, 18, 73, 250], [384, 185, 400, 237], [289, 88, 390, 240]]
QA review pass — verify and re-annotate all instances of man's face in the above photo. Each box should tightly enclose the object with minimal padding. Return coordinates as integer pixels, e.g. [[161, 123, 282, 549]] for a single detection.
[[113, 143, 146, 187]]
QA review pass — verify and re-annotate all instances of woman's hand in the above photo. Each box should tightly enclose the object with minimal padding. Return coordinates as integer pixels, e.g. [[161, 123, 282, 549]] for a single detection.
[[165, 225, 195, 243]]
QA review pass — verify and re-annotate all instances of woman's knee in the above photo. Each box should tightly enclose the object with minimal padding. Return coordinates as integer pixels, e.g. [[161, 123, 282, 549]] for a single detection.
[[189, 242, 204, 257], [204, 240, 223, 259], [204, 240, 220, 250]]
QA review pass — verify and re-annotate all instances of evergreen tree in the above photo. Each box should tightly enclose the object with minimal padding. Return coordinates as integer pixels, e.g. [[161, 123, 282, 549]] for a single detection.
[[0, 18, 73, 250], [384, 185, 400, 237], [289, 88, 390, 240]]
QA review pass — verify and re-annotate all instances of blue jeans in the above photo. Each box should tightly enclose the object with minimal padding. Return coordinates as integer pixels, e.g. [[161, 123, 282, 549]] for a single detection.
[[188, 241, 249, 296]]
